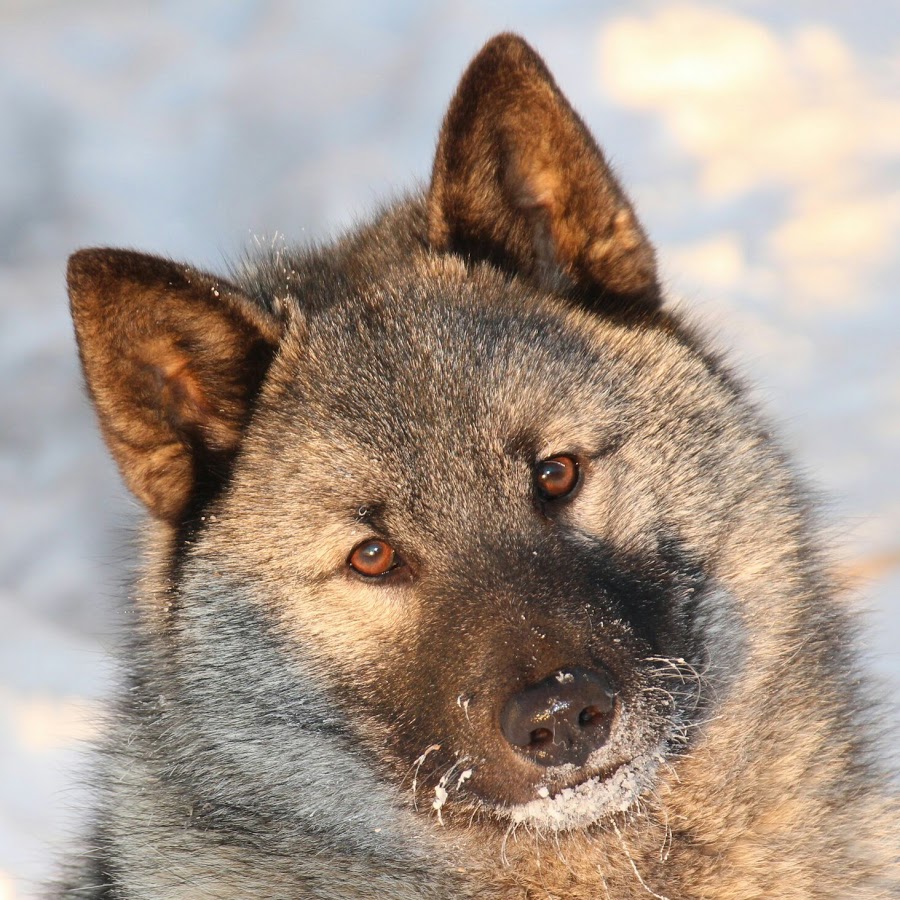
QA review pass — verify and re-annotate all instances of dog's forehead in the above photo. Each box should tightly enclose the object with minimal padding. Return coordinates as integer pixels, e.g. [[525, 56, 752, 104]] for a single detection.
[[271, 279, 625, 457]]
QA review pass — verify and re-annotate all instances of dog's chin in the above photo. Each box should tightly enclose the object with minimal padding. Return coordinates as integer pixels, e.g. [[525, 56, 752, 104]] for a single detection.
[[494, 751, 664, 832]]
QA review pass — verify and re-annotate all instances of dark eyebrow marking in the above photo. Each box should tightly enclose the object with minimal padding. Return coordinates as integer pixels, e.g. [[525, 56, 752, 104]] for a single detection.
[[351, 501, 389, 534], [586, 430, 626, 459], [506, 426, 626, 463], [505, 430, 540, 460]]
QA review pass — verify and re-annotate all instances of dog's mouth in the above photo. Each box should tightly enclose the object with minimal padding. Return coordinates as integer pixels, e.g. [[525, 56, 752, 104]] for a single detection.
[[498, 751, 665, 831], [485, 698, 667, 831], [422, 745, 667, 833]]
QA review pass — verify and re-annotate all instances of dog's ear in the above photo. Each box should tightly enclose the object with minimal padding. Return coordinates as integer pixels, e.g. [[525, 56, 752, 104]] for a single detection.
[[429, 33, 659, 312], [68, 249, 281, 522]]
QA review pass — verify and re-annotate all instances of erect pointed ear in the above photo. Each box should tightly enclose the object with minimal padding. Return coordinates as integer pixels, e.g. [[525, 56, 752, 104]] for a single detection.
[[429, 34, 660, 312], [68, 249, 282, 522]]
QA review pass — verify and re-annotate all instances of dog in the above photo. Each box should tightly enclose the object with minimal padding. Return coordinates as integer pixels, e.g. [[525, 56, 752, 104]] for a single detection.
[[61, 33, 898, 899]]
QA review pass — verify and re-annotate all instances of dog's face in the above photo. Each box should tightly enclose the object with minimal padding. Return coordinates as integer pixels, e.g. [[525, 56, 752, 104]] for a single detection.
[[69, 35, 749, 836], [219, 268, 719, 831]]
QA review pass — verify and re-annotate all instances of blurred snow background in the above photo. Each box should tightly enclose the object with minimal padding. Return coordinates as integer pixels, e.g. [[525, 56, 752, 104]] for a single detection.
[[0, 1, 897, 895]]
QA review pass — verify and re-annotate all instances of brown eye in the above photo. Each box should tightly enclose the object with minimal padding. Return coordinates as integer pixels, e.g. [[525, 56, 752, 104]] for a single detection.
[[348, 539, 397, 578], [535, 455, 580, 501]]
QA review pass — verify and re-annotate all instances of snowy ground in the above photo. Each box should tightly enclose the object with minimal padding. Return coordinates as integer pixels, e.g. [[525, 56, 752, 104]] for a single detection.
[[1, 2, 898, 896]]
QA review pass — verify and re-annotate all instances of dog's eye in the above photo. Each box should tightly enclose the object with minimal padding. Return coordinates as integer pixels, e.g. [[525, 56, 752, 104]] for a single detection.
[[535, 455, 580, 501], [348, 539, 398, 578]]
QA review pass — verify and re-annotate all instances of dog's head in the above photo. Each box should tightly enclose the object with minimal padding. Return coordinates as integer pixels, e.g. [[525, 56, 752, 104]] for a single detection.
[[69, 36, 751, 835]]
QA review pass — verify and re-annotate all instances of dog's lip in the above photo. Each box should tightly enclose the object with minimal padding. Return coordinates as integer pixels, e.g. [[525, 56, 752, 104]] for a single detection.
[[463, 745, 633, 809], [496, 752, 666, 830], [529, 755, 626, 798], [462, 755, 638, 818]]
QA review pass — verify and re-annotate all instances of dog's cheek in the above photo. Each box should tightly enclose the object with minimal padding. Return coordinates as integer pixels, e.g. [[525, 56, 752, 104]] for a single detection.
[[568, 457, 664, 560], [278, 579, 420, 679]]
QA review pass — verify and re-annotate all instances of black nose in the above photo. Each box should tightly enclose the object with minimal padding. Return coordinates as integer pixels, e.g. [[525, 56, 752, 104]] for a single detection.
[[500, 666, 617, 767]]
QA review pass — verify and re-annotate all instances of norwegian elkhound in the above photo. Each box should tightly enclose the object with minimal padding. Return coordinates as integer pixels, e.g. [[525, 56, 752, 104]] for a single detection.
[[61, 34, 898, 899]]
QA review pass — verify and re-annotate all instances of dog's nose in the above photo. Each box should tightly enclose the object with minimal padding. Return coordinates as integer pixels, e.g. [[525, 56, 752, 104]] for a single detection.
[[500, 667, 617, 767]]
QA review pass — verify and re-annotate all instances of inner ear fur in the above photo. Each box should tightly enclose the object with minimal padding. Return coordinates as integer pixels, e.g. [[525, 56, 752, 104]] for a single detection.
[[68, 248, 281, 522], [429, 33, 660, 312]]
